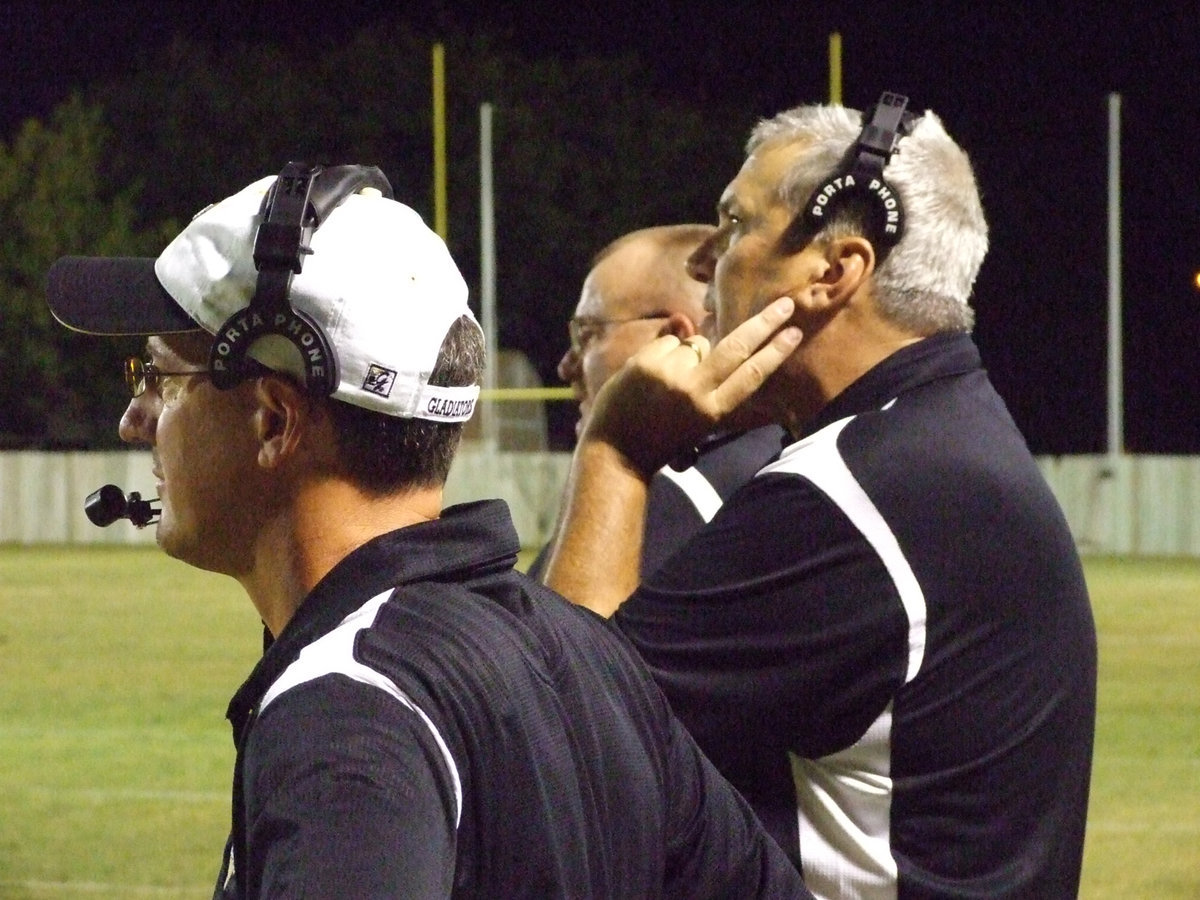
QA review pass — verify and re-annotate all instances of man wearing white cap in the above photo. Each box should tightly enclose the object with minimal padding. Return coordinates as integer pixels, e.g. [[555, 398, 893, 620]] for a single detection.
[[46, 163, 810, 898]]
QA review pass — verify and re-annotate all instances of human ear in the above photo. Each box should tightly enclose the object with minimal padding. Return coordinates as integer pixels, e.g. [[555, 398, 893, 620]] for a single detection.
[[798, 237, 874, 312], [826, 236, 873, 301], [660, 311, 700, 341], [253, 377, 308, 470]]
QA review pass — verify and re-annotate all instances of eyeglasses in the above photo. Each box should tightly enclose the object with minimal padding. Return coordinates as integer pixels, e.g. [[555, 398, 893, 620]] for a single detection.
[[567, 313, 670, 354], [123, 356, 211, 399]]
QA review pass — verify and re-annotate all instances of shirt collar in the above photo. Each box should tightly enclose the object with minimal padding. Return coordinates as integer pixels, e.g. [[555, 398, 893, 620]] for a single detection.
[[801, 332, 981, 438], [225, 498, 519, 733]]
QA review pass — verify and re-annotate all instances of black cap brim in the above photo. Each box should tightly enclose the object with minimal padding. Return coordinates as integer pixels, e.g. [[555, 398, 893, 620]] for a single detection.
[[46, 256, 203, 336]]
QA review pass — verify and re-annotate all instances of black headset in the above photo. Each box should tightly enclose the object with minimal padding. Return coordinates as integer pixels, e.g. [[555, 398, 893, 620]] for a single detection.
[[799, 91, 917, 250], [208, 161, 394, 393]]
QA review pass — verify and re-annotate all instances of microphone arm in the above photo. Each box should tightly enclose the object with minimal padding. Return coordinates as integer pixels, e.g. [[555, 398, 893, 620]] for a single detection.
[[85, 484, 161, 528]]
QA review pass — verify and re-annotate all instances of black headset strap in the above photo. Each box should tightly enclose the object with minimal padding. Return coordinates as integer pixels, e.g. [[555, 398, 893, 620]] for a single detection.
[[250, 163, 392, 312], [209, 162, 394, 393], [852, 91, 916, 179], [308, 165, 393, 221], [252, 162, 320, 317]]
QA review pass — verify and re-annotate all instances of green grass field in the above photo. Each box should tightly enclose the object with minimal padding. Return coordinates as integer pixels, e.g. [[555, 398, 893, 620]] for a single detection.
[[0, 548, 1197, 898]]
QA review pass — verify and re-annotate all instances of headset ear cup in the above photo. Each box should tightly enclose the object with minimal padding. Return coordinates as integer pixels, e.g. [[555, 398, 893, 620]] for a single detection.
[[208, 305, 338, 393], [802, 172, 905, 251], [282, 307, 338, 393], [867, 175, 904, 246], [798, 92, 913, 251], [209, 161, 385, 394], [803, 173, 851, 236], [208, 314, 242, 390]]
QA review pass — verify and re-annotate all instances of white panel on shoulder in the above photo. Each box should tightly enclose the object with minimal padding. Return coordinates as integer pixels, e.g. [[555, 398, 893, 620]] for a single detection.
[[761, 414, 927, 682], [657, 464, 724, 522], [259, 589, 464, 826]]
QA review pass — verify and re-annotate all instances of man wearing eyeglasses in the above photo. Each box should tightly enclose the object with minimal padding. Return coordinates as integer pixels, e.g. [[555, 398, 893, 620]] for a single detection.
[[45, 168, 811, 898], [532, 225, 784, 579], [558, 226, 713, 443]]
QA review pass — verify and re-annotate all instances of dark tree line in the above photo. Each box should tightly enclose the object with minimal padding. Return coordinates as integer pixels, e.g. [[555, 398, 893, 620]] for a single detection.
[[0, 96, 172, 447], [0, 19, 766, 448]]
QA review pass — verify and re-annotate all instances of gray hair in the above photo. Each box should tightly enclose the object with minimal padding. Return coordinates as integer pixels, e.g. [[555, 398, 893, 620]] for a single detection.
[[748, 104, 988, 334]]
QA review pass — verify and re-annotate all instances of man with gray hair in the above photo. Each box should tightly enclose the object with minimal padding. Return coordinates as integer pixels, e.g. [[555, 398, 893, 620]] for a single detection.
[[544, 96, 1097, 898]]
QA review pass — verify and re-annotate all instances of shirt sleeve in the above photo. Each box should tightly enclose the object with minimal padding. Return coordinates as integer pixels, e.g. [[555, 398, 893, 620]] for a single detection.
[[617, 471, 910, 759], [240, 675, 458, 898], [642, 428, 783, 579], [661, 711, 815, 899]]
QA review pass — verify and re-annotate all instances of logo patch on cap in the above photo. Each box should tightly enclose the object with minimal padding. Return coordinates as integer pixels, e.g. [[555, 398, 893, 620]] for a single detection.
[[362, 364, 397, 398]]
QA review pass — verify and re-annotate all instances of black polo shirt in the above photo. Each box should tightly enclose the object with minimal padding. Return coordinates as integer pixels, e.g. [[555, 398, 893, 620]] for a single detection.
[[215, 499, 809, 898], [527, 425, 785, 582], [617, 333, 1097, 898], [644, 426, 787, 576]]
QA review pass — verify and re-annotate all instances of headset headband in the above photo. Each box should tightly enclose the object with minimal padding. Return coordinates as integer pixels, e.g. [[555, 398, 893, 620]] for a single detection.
[[801, 91, 917, 249], [209, 162, 394, 392]]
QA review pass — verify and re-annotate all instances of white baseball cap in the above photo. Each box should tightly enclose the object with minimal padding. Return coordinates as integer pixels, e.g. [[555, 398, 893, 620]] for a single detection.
[[46, 170, 481, 422]]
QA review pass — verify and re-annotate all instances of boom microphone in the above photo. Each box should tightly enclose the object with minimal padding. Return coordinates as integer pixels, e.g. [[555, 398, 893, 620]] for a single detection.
[[85, 484, 161, 528]]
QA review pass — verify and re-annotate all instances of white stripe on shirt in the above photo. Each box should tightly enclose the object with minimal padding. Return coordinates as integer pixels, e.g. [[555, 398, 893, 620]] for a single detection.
[[657, 464, 724, 522], [259, 589, 464, 826]]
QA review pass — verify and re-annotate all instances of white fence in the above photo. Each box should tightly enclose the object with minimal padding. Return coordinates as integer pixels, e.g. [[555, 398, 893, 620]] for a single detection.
[[1035, 454, 1200, 556], [2, 450, 1199, 556]]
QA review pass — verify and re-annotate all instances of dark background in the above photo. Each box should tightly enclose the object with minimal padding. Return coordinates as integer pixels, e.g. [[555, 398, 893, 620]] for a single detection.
[[2, 1, 1198, 453]]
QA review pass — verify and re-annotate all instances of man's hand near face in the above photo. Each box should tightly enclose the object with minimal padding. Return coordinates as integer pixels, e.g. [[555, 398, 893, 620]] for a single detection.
[[544, 297, 801, 616]]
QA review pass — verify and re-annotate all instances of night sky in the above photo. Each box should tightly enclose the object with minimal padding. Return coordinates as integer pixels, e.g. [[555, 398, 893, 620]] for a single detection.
[[3, 1, 1198, 453]]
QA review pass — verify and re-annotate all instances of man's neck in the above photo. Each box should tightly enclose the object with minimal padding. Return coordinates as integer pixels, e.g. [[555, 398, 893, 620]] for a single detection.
[[240, 480, 444, 638], [777, 306, 925, 438]]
